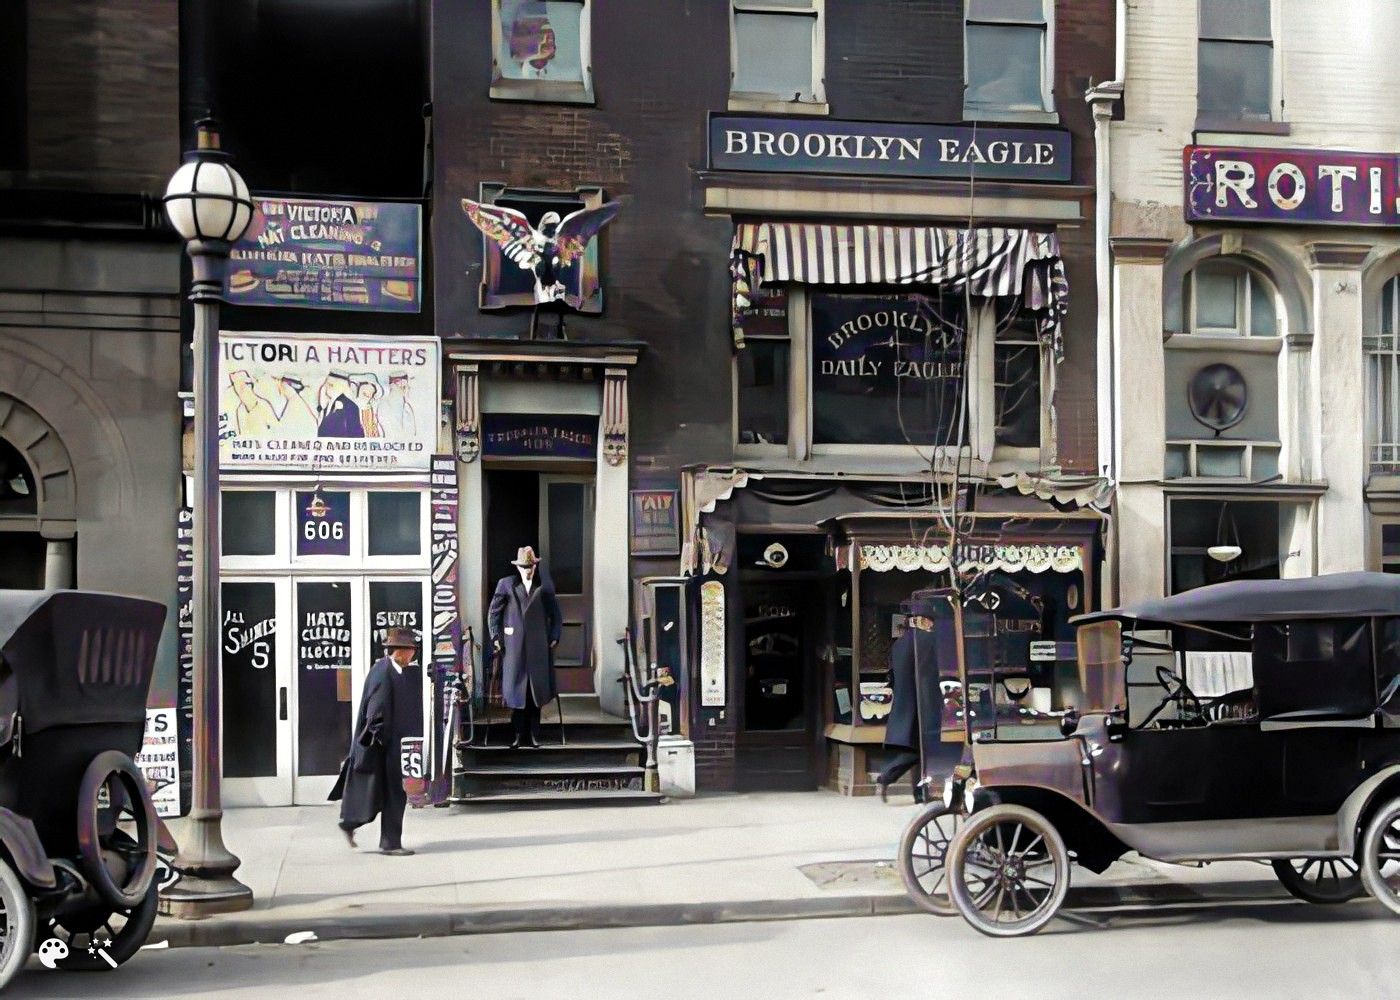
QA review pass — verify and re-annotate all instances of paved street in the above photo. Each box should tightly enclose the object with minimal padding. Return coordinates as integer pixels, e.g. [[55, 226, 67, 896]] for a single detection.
[[7, 903, 1395, 1000]]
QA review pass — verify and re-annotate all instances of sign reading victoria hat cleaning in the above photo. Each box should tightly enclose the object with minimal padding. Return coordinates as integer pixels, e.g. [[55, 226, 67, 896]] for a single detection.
[[709, 114, 1071, 182]]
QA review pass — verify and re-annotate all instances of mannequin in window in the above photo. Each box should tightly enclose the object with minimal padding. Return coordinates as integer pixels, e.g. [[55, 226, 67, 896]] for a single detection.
[[488, 546, 562, 748]]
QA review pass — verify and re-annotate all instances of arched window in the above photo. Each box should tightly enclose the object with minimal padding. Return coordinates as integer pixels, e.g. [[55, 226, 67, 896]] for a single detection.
[[1186, 258, 1278, 337], [0, 437, 36, 516]]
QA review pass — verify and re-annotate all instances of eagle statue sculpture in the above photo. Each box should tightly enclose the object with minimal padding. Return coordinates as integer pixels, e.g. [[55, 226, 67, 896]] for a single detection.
[[461, 198, 621, 307]]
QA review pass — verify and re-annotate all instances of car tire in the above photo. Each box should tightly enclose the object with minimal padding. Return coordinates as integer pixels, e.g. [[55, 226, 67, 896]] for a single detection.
[[946, 803, 1070, 937], [1271, 857, 1365, 905], [0, 860, 35, 990], [897, 803, 963, 916], [45, 881, 159, 971], [1360, 797, 1400, 916]]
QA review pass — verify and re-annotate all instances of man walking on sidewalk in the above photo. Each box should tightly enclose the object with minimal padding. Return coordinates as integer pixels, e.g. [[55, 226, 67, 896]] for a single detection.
[[330, 627, 423, 855], [488, 546, 561, 749]]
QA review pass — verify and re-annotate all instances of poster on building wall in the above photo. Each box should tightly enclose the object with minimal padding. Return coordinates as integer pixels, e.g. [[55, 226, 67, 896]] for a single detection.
[[218, 332, 440, 472], [175, 502, 194, 816], [429, 455, 461, 795], [226, 197, 422, 312], [135, 708, 181, 819], [630, 489, 680, 557]]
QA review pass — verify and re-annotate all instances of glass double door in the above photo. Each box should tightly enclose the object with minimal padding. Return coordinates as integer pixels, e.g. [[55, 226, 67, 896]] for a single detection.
[[222, 575, 428, 807]]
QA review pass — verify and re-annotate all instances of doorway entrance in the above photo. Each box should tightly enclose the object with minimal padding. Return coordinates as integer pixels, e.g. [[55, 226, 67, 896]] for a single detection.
[[483, 468, 595, 692], [736, 582, 821, 790], [221, 575, 429, 806]]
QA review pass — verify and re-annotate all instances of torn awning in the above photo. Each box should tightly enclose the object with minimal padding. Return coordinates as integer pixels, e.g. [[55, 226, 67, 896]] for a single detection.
[[730, 222, 1069, 360]]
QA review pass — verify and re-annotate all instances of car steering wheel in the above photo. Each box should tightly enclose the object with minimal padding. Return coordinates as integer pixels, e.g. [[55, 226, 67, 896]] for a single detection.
[[1140, 665, 1204, 729]]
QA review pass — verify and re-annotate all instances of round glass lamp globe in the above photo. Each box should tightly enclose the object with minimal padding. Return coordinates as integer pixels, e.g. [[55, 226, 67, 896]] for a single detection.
[[163, 159, 253, 243]]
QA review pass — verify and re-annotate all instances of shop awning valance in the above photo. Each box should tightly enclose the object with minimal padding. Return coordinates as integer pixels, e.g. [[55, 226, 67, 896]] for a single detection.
[[853, 542, 1084, 575], [730, 223, 1069, 359]]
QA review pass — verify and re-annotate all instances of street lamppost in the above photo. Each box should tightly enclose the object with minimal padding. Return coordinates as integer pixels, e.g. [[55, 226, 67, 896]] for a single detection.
[[160, 121, 255, 917]]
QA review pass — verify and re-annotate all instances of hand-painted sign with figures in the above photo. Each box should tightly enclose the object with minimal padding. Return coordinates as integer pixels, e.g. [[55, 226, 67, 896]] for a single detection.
[[218, 332, 439, 472]]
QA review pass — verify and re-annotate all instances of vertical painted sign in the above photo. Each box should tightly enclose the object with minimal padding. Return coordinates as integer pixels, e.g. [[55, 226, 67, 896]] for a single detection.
[[700, 580, 726, 708], [175, 502, 194, 816], [429, 456, 461, 795]]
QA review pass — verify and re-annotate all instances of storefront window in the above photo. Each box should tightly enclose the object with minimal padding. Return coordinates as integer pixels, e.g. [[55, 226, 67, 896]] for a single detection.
[[810, 291, 967, 447], [994, 312, 1041, 449], [737, 340, 790, 446], [223, 490, 277, 556], [367, 491, 421, 556], [1168, 499, 1288, 594], [221, 580, 279, 779]]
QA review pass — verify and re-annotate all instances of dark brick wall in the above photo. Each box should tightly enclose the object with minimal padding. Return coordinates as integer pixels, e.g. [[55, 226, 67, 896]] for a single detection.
[[21, 0, 178, 193], [826, 0, 965, 123]]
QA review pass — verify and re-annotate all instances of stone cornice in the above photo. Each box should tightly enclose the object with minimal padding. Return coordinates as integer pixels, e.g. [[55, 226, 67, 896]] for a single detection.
[[1110, 237, 1174, 265]]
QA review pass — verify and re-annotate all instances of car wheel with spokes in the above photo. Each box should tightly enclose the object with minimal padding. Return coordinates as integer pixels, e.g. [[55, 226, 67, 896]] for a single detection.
[[897, 803, 963, 915], [0, 860, 35, 990], [1361, 798, 1400, 916], [1271, 857, 1365, 904], [946, 804, 1069, 937]]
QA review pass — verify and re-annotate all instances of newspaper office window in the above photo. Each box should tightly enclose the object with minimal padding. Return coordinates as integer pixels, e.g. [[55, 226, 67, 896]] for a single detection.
[[736, 286, 791, 447], [994, 311, 1042, 449], [731, 1, 825, 108], [965, 0, 1053, 118]]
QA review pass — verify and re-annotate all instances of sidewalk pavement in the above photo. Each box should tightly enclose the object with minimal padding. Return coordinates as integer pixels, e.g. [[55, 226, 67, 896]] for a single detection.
[[153, 791, 1287, 948]]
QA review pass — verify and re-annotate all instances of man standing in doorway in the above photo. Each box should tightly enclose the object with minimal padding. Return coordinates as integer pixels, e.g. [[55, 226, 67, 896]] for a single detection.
[[488, 546, 561, 749], [330, 627, 423, 855]]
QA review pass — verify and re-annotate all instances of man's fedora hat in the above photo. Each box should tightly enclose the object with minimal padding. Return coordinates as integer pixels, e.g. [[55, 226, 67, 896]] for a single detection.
[[384, 627, 418, 650], [511, 546, 541, 567]]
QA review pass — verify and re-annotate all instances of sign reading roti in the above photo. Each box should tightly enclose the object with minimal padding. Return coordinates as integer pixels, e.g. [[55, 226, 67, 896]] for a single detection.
[[218, 332, 440, 472]]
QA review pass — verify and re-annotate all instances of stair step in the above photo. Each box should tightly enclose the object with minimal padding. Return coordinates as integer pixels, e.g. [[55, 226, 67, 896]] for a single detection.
[[458, 765, 645, 779], [456, 740, 640, 753], [449, 789, 665, 807]]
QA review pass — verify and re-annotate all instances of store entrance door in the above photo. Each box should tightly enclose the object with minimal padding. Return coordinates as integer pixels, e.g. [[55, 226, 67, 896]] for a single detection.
[[736, 583, 820, 790], [223, 575, 428, 807]]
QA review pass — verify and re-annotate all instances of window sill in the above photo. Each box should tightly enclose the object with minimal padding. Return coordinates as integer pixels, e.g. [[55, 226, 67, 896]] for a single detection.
[[490, 77, 596, 106], [1163, 332, 1283, 353], [1193, 116, 1291, 138], [963, 107, 1060, 126], [727, 95, 829, 117]]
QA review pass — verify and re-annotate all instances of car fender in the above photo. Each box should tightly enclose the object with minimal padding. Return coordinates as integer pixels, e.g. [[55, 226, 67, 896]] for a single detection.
[[1337, 764, 1400, 854], [0, 807, 54, 889]]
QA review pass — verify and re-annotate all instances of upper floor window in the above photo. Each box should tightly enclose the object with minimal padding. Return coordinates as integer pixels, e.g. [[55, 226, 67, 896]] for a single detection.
[[1197, 0, 1273, 123], [1186, 259, 1277, 337], [964, 0, 1055, 121], [730, 1, 826, 112], [492, 0, 594, 104], [1367, 275, 1400, 473]]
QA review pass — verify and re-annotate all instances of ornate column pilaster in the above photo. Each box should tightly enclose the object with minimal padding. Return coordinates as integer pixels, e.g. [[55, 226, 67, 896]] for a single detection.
[[602, 366, 628, 466], [455, 363, 480, 463]]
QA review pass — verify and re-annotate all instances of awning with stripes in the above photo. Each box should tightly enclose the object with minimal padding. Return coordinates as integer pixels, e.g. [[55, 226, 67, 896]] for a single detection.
[[730, 223, 1069, 359]]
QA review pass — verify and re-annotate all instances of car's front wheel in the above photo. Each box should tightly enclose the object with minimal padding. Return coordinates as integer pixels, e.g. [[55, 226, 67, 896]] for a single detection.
[[1361, 798, 1400, 916], [946, 804, 1069, 937]]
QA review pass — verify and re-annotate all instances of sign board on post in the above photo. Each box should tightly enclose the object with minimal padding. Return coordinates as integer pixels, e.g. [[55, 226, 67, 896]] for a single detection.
[[710, 114, 1072, 183], [1185, 146, 1400, 227], [218, 332, 439, 472], [227, 197, 422, 312], [135, 708, 181, 818], [630, 489, 680, 557]]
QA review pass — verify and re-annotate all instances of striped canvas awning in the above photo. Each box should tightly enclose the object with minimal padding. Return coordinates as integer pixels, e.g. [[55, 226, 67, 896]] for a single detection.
[[730, 222, 1068, 359]]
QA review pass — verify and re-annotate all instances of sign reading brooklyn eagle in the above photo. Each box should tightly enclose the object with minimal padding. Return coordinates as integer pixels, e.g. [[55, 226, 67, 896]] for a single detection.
[[226, 197, 421, 312], [810, 293, 966, 446], [710, 114, 1071, 182], [218, 332, 440, 472]]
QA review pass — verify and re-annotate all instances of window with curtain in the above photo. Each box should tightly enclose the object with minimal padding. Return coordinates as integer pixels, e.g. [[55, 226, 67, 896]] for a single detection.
[[965, 0, 1053, 116], [1197, 0, 1273, 122], [731, 0, 824, 105]]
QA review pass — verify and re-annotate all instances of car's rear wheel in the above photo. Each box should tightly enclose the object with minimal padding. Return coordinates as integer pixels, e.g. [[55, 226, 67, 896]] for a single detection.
[[1271, 857, 1365, 904], [897, 803, 963, 915], [0, 860, 35, 990], [946, 804, 1069, 937], [1361, 798, 1400, 916]]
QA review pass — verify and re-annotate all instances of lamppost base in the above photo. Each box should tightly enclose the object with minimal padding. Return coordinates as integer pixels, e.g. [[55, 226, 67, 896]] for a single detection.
[[159, 875, 254, 919]]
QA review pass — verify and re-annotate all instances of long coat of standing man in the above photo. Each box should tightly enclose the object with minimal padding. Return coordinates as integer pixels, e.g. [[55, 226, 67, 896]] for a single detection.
[[488, 546, 562, 749], [330, 627, 423, 855], [877, 602, 948, 802]]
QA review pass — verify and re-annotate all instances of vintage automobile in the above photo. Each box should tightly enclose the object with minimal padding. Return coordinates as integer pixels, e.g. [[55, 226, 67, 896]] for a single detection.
[[898, 572, 1400, 936], [0, 590, 165, 985]]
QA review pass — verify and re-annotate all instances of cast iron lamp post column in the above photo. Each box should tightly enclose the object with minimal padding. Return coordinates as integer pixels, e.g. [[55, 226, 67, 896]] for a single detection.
[[160, 121, 255, 917]]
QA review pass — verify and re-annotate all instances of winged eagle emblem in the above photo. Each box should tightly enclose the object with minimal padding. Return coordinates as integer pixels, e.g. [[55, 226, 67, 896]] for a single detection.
[[461, 199, 621, 306]]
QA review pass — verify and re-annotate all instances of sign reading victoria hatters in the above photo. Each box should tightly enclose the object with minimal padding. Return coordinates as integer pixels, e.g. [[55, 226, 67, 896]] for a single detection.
[[218, 332, 439, 472], [709, 114, 1071, 182], [1185, 146, 1400, 226], [226, 197, 421, 312]]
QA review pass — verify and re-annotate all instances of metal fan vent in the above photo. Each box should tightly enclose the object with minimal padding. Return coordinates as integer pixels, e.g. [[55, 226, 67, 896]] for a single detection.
[[1188, 363, 1248, 434]]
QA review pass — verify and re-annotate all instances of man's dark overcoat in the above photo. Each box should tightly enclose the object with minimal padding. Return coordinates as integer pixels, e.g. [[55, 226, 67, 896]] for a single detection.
[[487, 573, 562, 710], [885, 623, 950, 752], [330, 656, 423, 828]]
